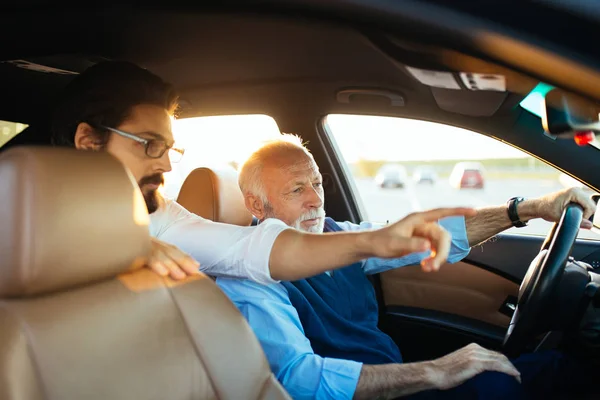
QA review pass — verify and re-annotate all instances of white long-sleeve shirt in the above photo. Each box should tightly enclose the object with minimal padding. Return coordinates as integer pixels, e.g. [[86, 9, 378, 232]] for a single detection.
[[149, 200, 290, 284]]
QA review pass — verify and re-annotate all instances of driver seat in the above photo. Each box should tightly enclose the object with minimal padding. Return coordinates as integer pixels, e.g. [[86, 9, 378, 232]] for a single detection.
[[0, 147, 290, 400]]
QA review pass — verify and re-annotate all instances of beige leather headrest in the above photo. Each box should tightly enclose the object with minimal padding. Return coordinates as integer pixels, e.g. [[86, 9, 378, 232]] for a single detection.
[[177, 167, 253, 226], [0, 147, 151, 298]]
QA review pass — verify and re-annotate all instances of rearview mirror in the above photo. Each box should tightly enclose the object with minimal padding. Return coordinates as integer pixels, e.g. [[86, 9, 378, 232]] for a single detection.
[[543, 89, 600, 138]]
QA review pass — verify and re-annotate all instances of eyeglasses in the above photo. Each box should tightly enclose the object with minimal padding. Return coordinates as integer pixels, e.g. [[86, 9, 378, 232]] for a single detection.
[[102, 126, 185, 163]]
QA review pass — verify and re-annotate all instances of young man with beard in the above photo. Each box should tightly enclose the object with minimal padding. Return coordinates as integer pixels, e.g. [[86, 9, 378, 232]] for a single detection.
[[51, 61, 475, 284], [216, 134, 597, 399]]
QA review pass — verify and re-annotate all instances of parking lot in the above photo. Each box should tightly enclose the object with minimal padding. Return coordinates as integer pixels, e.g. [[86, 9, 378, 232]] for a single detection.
[[352, 177, 599, 240]]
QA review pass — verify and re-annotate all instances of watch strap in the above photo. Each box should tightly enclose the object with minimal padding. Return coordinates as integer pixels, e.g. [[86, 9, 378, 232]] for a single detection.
[[507, 197, 527, 227]]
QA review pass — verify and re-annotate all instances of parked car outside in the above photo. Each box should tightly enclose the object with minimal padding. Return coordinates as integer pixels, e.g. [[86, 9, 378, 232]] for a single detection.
[[449, 161, 485, 189], [413, 166, 437, 184], [375, 163, 408, 188]]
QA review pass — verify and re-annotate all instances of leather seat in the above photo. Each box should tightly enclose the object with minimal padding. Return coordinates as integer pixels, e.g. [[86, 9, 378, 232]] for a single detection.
[[178, 167, 253, 226], [0, 147, 290, 400]]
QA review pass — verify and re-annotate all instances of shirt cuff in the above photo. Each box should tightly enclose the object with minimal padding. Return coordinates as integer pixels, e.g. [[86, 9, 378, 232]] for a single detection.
[[320, 358, 363, 400], [440, 216, 471, 263], [245, 218, 291, 285]]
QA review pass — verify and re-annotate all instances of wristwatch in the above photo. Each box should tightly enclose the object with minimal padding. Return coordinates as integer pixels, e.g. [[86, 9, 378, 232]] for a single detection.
[[506, 197, 528, 227]]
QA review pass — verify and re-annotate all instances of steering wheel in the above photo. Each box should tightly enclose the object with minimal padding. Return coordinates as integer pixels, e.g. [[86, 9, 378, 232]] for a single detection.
[[503, 203, 583, 356]]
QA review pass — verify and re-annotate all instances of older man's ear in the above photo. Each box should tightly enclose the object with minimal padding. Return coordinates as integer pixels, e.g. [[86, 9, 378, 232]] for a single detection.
[[244, 194, 266, 221]]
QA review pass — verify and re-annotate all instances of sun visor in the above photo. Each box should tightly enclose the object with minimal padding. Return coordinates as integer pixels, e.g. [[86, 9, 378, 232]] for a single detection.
[[405, 66, 508, 116], [405, 66, 461, 90], [431, 87, 508, 117]]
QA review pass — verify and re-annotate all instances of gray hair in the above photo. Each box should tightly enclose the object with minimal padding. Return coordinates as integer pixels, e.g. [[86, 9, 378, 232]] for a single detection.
[[238, 133, 314, 202]]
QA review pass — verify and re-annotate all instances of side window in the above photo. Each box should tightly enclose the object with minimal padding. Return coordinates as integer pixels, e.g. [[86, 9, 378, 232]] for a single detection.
[[324, 114, 597, 240], [0, 120, 28, 148], [163, 114, 281, 199]]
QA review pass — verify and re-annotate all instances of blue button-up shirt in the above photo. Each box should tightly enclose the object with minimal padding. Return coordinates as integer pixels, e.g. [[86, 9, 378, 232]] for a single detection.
[[217, 216, 470, 400]]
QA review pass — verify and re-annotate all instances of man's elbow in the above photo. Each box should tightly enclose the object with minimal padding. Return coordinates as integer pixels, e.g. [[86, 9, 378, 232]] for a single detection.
[[275, 356, 323, 400]]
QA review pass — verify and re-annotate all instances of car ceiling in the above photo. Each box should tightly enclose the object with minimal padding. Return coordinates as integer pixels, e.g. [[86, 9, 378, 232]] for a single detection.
[[0, 10, 535, 122], [1, 3, 600, 192]]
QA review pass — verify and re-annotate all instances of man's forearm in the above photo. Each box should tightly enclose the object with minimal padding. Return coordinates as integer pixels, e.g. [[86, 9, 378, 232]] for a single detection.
[[466, 200, 539, 246], [269, 229, 373, 281], [354, 362, 437, 400]]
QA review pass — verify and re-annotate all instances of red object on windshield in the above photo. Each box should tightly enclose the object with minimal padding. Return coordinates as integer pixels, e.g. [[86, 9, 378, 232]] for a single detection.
[[574, 131, 595, 146]]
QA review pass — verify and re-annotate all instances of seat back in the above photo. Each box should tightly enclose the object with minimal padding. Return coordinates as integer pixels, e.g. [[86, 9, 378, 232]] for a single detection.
[[0, 147, 289, 400], [177, 167, 253, 226]]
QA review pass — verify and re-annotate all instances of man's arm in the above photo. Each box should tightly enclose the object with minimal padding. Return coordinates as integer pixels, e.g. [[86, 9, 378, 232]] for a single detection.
[[465, 188, 596, 247], [353, 343, 520, 400], [154, 201, 291, 284], [155, 201, 475, 282], [269, 207, 476, 280], [354, 363, 435, 399], [464, 204, 521, 247], [150, 188, 594, 282], [216, 279, 520, 400], [339, 216, 470, 275], [272, 188, 595, 279]]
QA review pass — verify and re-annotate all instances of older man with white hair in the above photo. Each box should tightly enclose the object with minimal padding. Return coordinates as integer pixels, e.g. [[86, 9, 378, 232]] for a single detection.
[[217, 134, 596, 400]]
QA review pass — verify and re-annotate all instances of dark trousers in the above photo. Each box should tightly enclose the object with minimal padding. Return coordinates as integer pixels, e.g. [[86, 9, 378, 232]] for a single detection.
[[405, 350, 595, 399]]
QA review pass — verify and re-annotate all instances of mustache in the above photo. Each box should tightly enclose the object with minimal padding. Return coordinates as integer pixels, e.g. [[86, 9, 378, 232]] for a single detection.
[[138, 173, 164, 187], [298, 208, 325, 222]]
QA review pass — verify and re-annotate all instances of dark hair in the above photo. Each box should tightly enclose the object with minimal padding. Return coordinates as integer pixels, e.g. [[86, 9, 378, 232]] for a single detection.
[[51, 61, 179, 147]]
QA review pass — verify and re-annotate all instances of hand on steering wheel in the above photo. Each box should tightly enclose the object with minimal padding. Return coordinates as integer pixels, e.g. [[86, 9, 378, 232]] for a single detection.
[[503, 203, 584, 356]]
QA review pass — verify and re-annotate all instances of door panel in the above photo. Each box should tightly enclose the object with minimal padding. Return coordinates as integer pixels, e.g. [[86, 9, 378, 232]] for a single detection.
[[379, 233, 600, 360], [382, 307, 507, 362], [381, 261, 517, 328], [467, 234, 600, 281], [380, 234, 600, 328]]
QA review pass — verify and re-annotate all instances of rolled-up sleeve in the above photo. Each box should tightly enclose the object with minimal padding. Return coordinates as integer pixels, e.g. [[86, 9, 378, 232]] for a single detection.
[[337, 216, 470, 275], [217, 278, 363, 400], [150, 201, 289, 284]]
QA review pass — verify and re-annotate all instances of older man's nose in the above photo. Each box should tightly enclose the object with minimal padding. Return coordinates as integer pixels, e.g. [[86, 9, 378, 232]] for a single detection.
[[307, 187, 323, 208]]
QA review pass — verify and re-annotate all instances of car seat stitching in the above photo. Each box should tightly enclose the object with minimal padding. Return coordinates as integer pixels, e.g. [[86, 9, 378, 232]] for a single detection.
[[0, 302, 51, 400], [164, 286, 222, 399]]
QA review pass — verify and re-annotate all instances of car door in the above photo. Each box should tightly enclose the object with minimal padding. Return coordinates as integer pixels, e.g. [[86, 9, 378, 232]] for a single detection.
[[321, 113, 600, 362]]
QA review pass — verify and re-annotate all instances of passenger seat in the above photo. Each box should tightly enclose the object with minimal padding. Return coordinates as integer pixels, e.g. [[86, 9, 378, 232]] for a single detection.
[[0, 147, 290, 400], [178, 167, 255, 225]]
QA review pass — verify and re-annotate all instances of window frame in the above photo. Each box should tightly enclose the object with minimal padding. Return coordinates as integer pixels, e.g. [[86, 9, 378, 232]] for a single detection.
[[318, 113, 599, 240]]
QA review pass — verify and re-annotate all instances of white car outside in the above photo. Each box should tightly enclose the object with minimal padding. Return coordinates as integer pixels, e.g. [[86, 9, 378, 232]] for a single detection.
[[375, 164, 408, 188]]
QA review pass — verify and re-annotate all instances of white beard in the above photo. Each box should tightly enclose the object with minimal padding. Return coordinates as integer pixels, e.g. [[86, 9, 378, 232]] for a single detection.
[[292, 208, 326, 233]]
